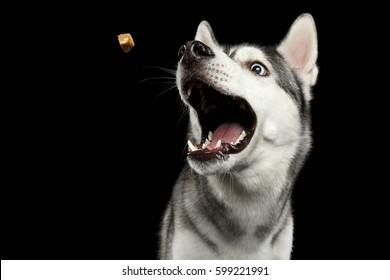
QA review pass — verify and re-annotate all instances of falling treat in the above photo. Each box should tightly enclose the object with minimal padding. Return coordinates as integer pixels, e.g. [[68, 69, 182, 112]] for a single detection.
[[118, 33, 135, 53]]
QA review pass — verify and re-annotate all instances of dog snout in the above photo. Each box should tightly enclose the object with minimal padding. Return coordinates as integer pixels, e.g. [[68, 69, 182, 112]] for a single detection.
[[178, 40, 214, 64]]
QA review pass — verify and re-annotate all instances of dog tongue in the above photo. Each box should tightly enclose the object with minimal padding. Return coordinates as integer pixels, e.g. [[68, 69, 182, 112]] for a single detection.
[[209, 122, 244, 149]]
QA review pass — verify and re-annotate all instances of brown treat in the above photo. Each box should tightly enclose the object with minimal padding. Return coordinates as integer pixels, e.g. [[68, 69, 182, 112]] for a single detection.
[[118, 33, 135, 53]]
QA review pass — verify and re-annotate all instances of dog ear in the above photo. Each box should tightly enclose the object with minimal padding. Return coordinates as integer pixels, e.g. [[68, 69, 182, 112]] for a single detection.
[[278, 13, 318, 87], [195, 20, 220, 48]]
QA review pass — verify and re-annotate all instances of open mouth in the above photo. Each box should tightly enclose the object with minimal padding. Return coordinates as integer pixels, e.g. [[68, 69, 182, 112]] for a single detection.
[[185, 79, 257, 161]]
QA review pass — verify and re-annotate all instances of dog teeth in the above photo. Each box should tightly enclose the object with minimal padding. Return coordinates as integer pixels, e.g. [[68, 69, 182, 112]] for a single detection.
[[234, 130, 247, 145], [187, 84, 193, 97], [215, 139, 222, 148], [187, 140, 198, 152], [188, 130, 245, 151]]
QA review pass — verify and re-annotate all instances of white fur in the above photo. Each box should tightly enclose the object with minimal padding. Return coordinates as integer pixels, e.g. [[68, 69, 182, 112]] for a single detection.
[[182, 46, 302, 177], [162, 14, 318, 260]]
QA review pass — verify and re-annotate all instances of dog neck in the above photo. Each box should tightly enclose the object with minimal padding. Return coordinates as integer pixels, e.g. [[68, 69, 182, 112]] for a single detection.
[[204, 168, 292, 224]]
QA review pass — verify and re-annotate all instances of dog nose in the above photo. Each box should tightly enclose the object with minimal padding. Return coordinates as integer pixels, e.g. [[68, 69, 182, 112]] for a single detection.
[[178, 40, 214, 64]]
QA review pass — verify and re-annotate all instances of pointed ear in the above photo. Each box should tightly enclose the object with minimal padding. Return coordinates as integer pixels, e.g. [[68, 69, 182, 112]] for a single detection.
[[278, 13, 318, 86], [195, 20, 220, 48]]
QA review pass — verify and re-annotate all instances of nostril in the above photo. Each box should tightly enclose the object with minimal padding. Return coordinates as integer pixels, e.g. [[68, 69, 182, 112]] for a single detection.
[[191, 41, 214, 57], [178, 40, 214, 64], [178, 45, 186, 60], [192, 42, 206, 55]]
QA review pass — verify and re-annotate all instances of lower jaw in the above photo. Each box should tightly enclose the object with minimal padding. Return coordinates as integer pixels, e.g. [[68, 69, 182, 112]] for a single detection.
[[187, 156, 232, 175], [188, 150, 230, 162]]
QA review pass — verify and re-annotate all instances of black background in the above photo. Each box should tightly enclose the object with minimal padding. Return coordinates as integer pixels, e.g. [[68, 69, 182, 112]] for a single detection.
[[3, 2, 389, 260]]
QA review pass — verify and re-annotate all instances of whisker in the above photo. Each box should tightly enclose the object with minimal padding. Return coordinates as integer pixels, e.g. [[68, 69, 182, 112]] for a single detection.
[[152, 85, 177, 102], [222, 172, 227, 185], [139, 76, 175, 84], [141, 65, 177, 76], [227, 171, 234, 201], [177, 108, 189, 127], [139, 64, 178, 101]]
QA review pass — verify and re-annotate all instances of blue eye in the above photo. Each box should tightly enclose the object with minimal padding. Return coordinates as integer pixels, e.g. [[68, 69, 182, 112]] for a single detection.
[[250, 63, 268, 76]]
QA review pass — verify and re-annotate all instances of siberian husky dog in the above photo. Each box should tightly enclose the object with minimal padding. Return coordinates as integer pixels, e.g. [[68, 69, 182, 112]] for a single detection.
[[159, 13, 318, 259]]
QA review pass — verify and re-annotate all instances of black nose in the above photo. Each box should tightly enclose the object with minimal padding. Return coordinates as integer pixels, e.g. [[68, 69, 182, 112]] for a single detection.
[[178, 40, 214, 64]]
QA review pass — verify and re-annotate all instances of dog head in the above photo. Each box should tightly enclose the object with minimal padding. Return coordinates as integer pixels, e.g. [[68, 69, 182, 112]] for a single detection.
[[177, 14, 318, 177]]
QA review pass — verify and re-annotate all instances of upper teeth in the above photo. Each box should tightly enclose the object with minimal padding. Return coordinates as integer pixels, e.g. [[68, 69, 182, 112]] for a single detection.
[[234, 130, 246, 145], [187, 129, 247, 153], [187, 83, 196, 97], [215, 139, 222, 148], [187, 140, 198, 152]]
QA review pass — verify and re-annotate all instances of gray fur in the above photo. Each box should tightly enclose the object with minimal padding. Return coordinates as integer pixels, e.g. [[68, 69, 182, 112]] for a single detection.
[[159, 14, 318, 259]]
